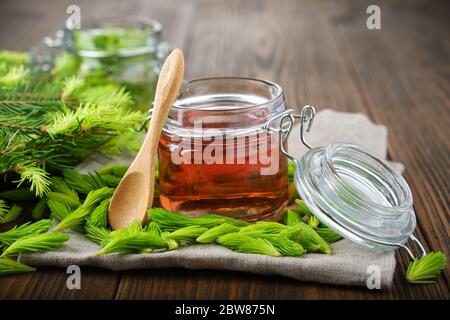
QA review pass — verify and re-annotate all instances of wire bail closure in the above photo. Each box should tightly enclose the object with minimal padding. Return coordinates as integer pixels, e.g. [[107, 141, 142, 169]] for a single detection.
[[136, 107, 154, 132], [263, 105, 316, 160]]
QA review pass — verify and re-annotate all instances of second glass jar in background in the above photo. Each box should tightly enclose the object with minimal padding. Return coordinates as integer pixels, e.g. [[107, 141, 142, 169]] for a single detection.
[[158, 78, 289, 221], [63, 16, 170, 111]]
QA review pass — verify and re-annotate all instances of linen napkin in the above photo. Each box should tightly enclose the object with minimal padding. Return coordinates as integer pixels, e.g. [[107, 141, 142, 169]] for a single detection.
[[19, 109, 399, 288]]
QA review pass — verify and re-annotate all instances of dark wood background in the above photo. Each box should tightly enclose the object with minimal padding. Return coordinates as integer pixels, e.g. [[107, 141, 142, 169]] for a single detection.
[[0, 0, 448, 299]]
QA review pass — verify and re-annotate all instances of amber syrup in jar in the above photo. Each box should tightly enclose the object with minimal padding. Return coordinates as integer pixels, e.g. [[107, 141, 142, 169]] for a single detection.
[[158, 78, 289, 221]]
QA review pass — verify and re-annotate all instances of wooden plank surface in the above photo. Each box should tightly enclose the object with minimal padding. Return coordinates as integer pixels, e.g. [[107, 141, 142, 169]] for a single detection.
[[0, 0, 448, 299]]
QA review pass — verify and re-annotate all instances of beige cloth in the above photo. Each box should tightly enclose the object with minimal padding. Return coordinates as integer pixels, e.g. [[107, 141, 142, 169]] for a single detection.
[[19, 109, 400, 288]]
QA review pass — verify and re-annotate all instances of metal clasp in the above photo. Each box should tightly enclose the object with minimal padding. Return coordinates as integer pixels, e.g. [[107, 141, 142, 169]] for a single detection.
[[397, 234, 427, 260], [136, 107, 154, 132], [263, 105, 316, 160]]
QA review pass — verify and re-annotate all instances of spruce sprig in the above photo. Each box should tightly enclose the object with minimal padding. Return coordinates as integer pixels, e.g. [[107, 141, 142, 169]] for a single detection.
[[196, 223, 240, 244], [406, 252, 447, 284], [85, 221, 111, 245], [53, 187, 113, 231], [0, 219, 52, 249], [283, 222, 331, 254], [0, 203, 22, 224], [148, 208, 248, 231], [1, 232, 69, 258], [97, 221, 167, 255], [86, 198, 110, 229], [165, 226, 209, 244], [217, 233, 282, 257], [0, 257, 35, 275]]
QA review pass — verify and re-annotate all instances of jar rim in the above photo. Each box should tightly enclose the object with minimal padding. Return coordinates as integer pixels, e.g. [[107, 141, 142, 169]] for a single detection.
[[323, 143, 413, 214], [64, 15, 162, 57], [173, 77, 284, 111]]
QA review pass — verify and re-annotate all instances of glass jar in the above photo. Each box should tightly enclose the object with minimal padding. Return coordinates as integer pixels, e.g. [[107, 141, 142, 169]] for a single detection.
[[63, 16, 170, 112], [265, 105, 422, 256], [158, 77, 289, 221]]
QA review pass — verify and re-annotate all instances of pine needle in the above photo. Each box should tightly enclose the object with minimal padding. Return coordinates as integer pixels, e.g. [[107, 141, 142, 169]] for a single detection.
[[0, 257, 35, 276], [406, 252, 447, 284], [1, 232, 69, 258]]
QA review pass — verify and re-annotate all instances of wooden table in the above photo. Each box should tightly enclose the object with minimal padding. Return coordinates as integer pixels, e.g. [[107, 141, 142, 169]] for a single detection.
[[0, 0, 448, 299]]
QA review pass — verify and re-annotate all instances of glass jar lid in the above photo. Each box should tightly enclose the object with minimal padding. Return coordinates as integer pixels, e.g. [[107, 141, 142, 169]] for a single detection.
[[294, 142, 416, 250], [265, 105, 425, 256]]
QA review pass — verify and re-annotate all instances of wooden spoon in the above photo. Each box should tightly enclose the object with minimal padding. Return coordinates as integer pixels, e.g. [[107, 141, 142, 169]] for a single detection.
[[108, 48, 185, 230]]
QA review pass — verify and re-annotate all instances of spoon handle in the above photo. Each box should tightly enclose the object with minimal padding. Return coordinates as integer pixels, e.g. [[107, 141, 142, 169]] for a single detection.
[[108, 49, 185, 230], [141, 49, 185, 208]]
